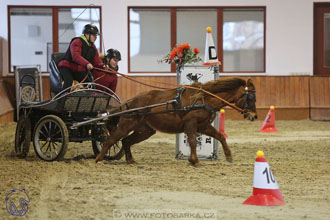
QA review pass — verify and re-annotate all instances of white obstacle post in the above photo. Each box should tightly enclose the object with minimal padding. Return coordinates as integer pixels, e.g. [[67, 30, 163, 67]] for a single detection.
[[175, 65, 219, 160]]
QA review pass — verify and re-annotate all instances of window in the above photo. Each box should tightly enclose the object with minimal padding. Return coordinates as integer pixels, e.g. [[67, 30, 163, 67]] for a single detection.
[[128, 7, 265, 73], [129, 8, 171, 72], [8, 6, 101, 72], [177, 9, 217, 65], [10, 8, 52, 72], [223, 8, 264, 72]]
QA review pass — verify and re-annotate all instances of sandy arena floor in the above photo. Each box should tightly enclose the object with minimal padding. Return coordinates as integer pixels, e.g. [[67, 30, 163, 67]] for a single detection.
[[0, 120, 330, 219]]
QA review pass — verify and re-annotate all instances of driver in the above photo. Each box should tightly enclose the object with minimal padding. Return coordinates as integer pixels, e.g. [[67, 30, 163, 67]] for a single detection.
[[58, 24, 105, 90]]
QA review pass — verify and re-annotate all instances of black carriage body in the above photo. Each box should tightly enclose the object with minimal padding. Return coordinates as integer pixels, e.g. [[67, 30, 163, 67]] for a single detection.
[[23, 90, 112, 143]]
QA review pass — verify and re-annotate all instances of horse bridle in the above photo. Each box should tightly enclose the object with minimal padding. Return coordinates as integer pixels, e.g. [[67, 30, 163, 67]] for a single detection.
[[237, 87, 256, 113]]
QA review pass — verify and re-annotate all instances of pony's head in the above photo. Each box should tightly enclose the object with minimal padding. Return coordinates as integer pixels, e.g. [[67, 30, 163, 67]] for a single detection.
[[190, 77, 258, 121], [235, 79, 258, 121]]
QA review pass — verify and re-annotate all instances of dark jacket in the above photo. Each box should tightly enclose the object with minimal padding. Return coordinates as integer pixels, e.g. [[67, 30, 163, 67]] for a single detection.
[[58, 35, 103, 72]]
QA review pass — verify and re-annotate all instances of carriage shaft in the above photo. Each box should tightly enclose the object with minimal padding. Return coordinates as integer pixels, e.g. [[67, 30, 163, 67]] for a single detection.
[[70, 100, 177, 129]]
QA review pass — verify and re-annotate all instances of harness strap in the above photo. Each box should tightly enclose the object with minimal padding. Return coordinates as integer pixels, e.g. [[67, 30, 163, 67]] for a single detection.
[[126, 103, 216, 117], [183, 104, 215, 114], [173, 87, 186, 109]]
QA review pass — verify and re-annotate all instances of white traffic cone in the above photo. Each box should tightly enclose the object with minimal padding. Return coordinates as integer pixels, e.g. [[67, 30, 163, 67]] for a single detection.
[[203, 27, 221, 66], [243, 151, 285, 206]]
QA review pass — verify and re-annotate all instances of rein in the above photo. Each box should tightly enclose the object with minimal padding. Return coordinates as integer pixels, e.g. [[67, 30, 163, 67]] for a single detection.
[[93, 67, 245, 113]]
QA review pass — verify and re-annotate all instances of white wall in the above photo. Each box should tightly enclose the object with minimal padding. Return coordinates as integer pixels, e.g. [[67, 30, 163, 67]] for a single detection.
[[0, 0, 328, 76]]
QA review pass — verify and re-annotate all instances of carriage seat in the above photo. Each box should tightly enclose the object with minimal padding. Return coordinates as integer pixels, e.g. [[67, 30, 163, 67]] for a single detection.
[[49, 53, 65, 95]]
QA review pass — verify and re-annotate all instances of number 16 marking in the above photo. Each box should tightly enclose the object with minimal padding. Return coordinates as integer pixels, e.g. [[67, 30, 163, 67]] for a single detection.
[[262, 167, 276, 184]]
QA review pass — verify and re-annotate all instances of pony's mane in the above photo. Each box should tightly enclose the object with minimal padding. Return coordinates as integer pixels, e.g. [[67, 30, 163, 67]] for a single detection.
[[191, 77, 246, 94]]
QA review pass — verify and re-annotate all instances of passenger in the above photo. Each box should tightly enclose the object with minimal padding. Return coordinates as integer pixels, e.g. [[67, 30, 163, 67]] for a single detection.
[[58, 24, 105, 90], [93, 48, 121, 93]]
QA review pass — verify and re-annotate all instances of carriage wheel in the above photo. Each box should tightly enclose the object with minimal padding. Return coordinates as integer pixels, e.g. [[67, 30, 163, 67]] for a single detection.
[[33, 115, 69, 161], [15, 115, 31, 159]]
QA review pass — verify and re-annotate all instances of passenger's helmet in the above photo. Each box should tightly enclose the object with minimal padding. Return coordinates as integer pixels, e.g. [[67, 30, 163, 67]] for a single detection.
[[106, 49, 121, 61], [82, 24, 99, 35]]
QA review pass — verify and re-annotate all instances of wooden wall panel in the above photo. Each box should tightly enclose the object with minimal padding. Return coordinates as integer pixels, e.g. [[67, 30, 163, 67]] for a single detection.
[[0, 111, 14, 124], [116, 76, 176, 102], [218, 76, 309, 120], [1, 75, 329, 121], [210, 76, 310, 109], [310, 77, 330, 120], [0, 81, 14, 115]]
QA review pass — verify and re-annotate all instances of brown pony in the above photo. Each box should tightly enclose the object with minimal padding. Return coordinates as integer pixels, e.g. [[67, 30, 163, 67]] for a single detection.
[[96, 77, 257, 166]]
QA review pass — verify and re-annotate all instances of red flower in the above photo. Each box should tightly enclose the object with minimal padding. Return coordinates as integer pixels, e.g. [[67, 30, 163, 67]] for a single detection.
[[193, 48, 200, 54], [182, 43, 190, 50], [170, 48, 178, 59], [177, 45, 183, 54], [159, 43, 202, 65]]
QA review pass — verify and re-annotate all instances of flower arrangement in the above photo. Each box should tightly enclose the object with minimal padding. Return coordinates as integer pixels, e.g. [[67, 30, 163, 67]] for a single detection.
[[158, 43, 202, 65]]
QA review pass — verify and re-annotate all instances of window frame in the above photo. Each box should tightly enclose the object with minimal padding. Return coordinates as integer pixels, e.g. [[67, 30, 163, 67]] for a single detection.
[[128, 6, 266, 74], [7, 5, 102, 73]]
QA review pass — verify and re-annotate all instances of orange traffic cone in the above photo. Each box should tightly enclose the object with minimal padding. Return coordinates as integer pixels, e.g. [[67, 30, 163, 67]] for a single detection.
[[260, 106, 278, 133], [243, 151, 285, 206], [219, 109, 228, 138]]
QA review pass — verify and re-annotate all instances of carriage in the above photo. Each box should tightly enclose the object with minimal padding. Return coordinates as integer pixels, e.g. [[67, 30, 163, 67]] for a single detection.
[[14, 53, 124, 161]]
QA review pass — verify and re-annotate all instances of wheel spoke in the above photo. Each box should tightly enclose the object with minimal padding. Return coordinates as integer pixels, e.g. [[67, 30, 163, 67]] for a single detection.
[[49, 142, 53, 158], [52, 141, 61, 152], [51, 128, 61, 138], [39, 129, 48, 139], [51, 142, 58, 155], [42, 124, 49, 135], [44, 142, 50, 154], [53, 138, 63, 144], [48, 122, 52, 137], [50, 123, 59, 137], [40, 141, 48, 150], [112, 144, 119, 153]]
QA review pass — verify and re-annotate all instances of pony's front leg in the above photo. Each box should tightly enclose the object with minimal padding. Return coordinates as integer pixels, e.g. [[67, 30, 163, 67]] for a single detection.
[[198, 124, 233, 162], [96, 117, 139, 163], [184, 120, 200, 167], [95, 137, 117, 162]]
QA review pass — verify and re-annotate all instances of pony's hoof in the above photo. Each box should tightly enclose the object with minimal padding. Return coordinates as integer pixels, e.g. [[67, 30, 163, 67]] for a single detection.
[[95, 155, 104, 163], [193, 163, 202, 168], [126, 159, 137, 164], [226, 158, 233, 163], [188, 158, 200, 167], [188, 157, 199, 163]]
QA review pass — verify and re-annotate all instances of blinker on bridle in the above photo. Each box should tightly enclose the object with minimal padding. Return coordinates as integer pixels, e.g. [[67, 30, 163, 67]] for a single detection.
[[237, 86, 256, 113]]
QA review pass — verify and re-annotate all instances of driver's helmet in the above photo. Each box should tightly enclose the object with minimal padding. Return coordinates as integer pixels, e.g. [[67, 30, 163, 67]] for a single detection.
[[82, 24, 99, 35]]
